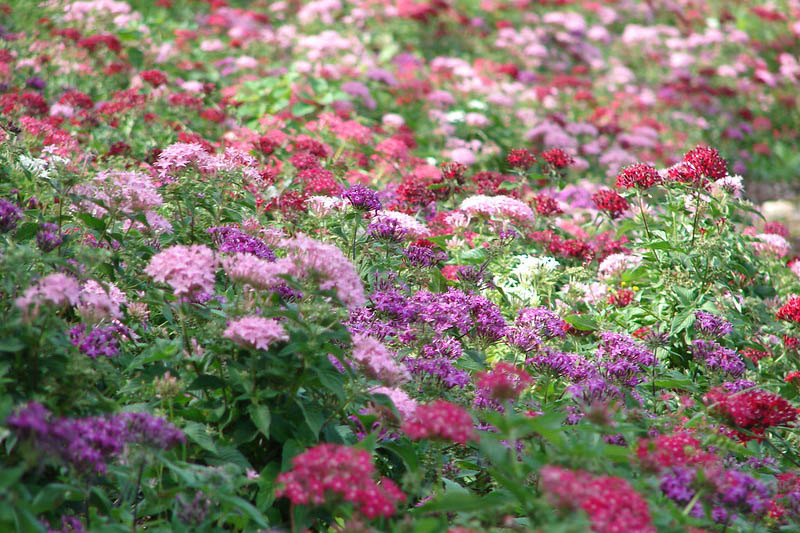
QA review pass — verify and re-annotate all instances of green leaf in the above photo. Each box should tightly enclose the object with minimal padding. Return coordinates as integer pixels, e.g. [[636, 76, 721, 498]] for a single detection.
[[249, 404, 271, 439], [291, 102, 316, 116], [414, 491, 509, 514], [216, 494, 269, 528], [14, 222, 39, 241], [76, 213, 106, 233], [564, 314, 597, 331], [187, 374, 226, 391], [0, 338, 25, 352], [183, 422, 217, 454], [127, 47, 143, 68]]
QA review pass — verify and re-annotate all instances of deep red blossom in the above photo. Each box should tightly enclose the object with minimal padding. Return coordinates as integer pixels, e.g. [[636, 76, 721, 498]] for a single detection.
[[140, 70, 167, 87], [636, 432, 719, 472], [777, 297, 800, 324], [476, 362, 533, 401], [402, 400, 474, 444], [506, 149, 536, 170], [616, 163, 661, 190], [540, 466, 656, 533], [592, 189, 629, 219], [275, 443, 405, 519], [533, 194, 563, 216], [704, 387, 797, 440], [440, 161, 467, 183], [289, 152, 320, 170], [608, 289, 634, 307], [257, 135, 279, 155], [683, 145, 727, 181], [541, 148, 574, 169]]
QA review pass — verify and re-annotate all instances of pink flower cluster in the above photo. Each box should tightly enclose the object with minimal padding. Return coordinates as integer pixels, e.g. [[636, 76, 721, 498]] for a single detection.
[[223, 316, 288, 350], [275, 443, 405, 519], [459, 194, 535, 225], [73, 170, 162, 219], [540, 466, 656, 533], [155, 143, 260, 181], [351, 334, 409, 386], [370, 210, 430, 240], [16, 273, 81, 319], [144, 245, 216, 299], [222, 253, 291, 289], [76, 280, 127, 322], [401, 400, 475, 445]]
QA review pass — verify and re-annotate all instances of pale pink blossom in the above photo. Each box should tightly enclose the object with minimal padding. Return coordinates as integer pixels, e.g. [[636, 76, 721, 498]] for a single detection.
[[16, 273, 81, 319], [351, 334, 409, 385], [144, 245, 217, 299], [224, 316, 288, 350]]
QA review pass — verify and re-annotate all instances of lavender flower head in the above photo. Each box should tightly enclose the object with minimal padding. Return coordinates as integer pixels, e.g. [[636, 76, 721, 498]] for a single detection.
[[695, 311, 733, 338], [692, 340, 745, 377], [37, 222, 64, 252], [0, 198, 23, 233], [208, 226, 276, 260], [368, 217, 407, 243], [516, 307, 567, 338], [403, 244, 447, 268], [595, 332, 656, 386], [69, 323, 128, 358], [343, 184, 382, 211]]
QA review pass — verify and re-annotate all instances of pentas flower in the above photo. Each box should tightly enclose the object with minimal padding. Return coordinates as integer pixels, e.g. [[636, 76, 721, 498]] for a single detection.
[[275, 443, 405, 519], [69, 324, 128, 358], [343, 184, 382, 211], [608, 289, 634, 307], [704, 387, 797, 440], [144, 245, 216, 300], [351, 334, 409, 385], [7, 403, 183, 475], [403, 244, 447, 268], [77, 280, 126, 323], [224, 317, 289, 351], [440, 161, 467, 183], [402, 400, 475, 444], [516, 307, 566, 338], [404, 357, 470, 389], [683, 145, 728, 181], [506, 149, 536, 170], [636, 432, 719, 472], [694, 311, 733, 338], [596, 332, 656, 387], [615, 163, 662, 190], [533, 194, 563, 216], [370, 210, 430, 239], [36, 222, 64, 252], [592, 189, 629, 219], [785, 371, 800, 387], [476, 362, 533, 401], [368, 217, 407, 243], [527, 350, 591, 381], [692, 340, 745, 377], [540, 466, 656, 533], [751, 233, 791, 258], [140, 70, 167, 87], [666, 161, 705, 187], [16, 273, 81, 319], [459, 195, 535, 225], [776, 296, 800, 324], [208, 226, 276, 260], [541, 148, 574, 170]]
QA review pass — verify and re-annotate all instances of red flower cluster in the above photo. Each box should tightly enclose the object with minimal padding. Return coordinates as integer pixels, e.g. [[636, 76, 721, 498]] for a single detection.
[[533, 194, 563, 216], [541, 148, 574, 169], [275, 443, 405, 519], [540, 466, 656, 533], [506, 149, 537, 170], [635, 432, 718, 472], [704, 387, 797, 440], [741, 347, 770, 363], [666, 161, 704, 187], [785, 371, 800, 386], [607, 289, 634, 307], [140, 70, 167, 87], [529, 231, 595, 262], [592, 189, 629, 219], [683, 145, 727, 181], [776, 296, 800, 324], [440, 161, 466, 183], [476, 362, 533, 401], [615, 163, 662, 190], [402, 400, 475, 444]]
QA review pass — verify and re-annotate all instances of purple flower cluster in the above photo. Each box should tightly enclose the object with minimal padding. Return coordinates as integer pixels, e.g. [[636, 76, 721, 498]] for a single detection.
[[527, 349, 591, 381], [516, 307, 567, 338], [36, 222, 64, 252], [660, 466, 771, 523], [69, 323, 129, 358], [47, 515, 85, 533], [403, 244, 448, 268], [208, 226, 276, 260], [595, 332, 657, 387], [695, 311, 734, 338], [404, 357, 469, 389], [7, 402, 184, 475], [692, 340, 745, 377], [0, 198, 23, 233], [368, 217, 407, 243], [343, 184, 382, 211]]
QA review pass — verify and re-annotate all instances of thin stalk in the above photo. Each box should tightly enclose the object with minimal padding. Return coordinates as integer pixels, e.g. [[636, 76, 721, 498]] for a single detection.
[[690, 191, 701, 247], [637, 191, 660, 264], [131, 460, 146, 533], [350, 215, 360, 260]]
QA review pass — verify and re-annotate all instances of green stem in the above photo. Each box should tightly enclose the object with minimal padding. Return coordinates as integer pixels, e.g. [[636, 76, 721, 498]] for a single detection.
[[689, 191, 701, 248], [637, 191, 660, 264], [131, 460, 146, 533], [350, 215, 360, 260]]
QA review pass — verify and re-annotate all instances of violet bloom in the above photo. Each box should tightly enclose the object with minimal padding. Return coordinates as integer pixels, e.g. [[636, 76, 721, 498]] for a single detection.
[[692, 340, 745, 377], [404, 357, 469, 389], [0, 198, 23, 233], [343, 184, 382, 211], [119, 412, 185, 449], [517, 307, 567, 338], [403, 244, 447, 268], [208, 226, 276, 260], [368, 217, 407, 243], [527, 349, 585, 380], [69, 323, 128, 358], [36, 222, 64, 252], [695, 311, 733, 338], [596, 332, 656, 387], [26, 77, 46, 90], [660, 467, 701, 516]]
